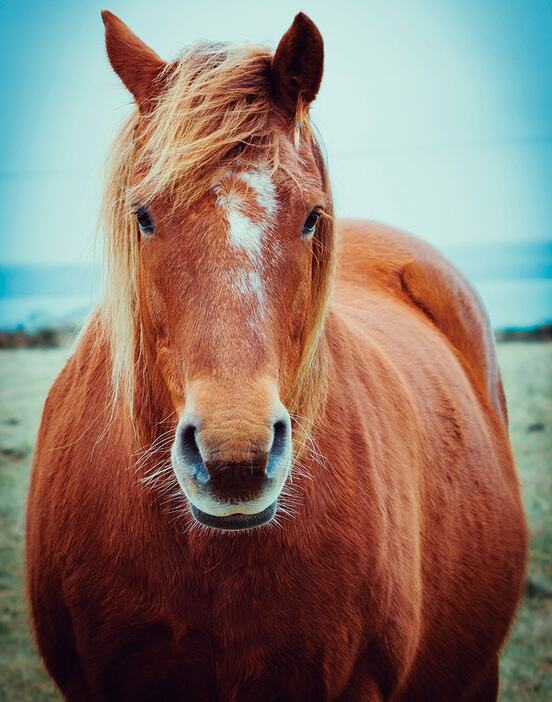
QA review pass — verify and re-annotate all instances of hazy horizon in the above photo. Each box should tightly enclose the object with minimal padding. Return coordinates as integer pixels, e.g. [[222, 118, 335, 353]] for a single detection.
[[2, 239, 551, 331]]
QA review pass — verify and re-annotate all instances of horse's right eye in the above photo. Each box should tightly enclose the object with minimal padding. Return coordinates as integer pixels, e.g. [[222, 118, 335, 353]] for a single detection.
[[134, 206, 155, 237]]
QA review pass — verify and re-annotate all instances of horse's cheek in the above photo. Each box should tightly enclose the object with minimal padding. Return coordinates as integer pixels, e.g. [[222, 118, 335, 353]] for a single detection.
[[156, 345, 185, 412]]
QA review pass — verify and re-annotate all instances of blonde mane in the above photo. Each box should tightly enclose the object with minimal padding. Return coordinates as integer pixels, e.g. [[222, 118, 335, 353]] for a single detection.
[[99, 41, 335, 442]]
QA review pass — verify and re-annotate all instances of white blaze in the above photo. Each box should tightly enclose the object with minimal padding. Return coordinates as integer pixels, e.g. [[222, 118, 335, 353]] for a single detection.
[[237, 170, 277, 216], [234, 270, 265, 310], [214, 168, 277, 324], [226, 208, 264, 262]]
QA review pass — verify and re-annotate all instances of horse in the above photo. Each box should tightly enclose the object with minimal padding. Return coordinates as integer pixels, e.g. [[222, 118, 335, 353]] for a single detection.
[[26, 10, 527, 701]]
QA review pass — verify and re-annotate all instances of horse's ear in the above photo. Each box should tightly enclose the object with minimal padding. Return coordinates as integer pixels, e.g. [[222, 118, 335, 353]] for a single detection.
[[101, 10, 166, 111], [271, 13, 324, 116]]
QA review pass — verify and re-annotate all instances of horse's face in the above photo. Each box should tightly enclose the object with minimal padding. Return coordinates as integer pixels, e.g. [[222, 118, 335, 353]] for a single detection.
[[103, 11, 327, 530], [143, 157, 327, 529]]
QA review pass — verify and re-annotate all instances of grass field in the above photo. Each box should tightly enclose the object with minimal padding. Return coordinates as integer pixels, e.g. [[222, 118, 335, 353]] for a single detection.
[[0, 343, 550, 701]]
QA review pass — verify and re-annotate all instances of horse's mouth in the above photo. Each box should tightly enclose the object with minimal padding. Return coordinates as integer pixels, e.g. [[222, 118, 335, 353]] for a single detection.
[[190, 502, 277, 531]]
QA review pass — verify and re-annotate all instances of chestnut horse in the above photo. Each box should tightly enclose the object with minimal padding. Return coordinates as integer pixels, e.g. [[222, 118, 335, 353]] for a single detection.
[[27, 11, 527, 701]]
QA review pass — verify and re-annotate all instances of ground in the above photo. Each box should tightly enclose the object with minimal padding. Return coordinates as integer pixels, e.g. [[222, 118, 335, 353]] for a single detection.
[[0, 343, 550, 701]]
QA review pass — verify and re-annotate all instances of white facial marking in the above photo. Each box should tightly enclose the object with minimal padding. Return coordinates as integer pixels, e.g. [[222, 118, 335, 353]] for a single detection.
[[237, 170, 277, 216], [226, 208, 264, 262], [234, 270, 265, 309], [215, 168, 277, 264], [213, 167, 278, 331], [215, 189, 242, 212]]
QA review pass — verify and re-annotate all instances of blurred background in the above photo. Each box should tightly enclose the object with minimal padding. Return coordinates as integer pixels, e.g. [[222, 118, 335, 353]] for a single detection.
[[0, 1, 550, 700]]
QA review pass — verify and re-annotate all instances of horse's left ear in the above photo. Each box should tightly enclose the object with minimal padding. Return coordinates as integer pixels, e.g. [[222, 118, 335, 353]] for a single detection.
[[271, 13, 324, 116]]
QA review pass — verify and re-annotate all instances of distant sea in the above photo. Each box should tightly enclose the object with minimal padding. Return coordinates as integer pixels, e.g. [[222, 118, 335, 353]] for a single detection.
[[0, 264, 99, 332], [0, 241, 551, 332]]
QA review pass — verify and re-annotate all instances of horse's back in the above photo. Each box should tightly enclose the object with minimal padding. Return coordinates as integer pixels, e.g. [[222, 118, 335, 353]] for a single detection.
[[334, 218, 507, 426]]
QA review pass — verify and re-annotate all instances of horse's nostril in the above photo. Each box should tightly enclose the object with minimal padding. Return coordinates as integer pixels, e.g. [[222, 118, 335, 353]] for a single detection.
[[179, 424, 201, 463], [271, 419, 289, 458]]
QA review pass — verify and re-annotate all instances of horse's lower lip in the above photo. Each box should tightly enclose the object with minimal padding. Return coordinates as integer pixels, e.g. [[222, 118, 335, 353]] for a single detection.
[[190, 502, 277, 530]]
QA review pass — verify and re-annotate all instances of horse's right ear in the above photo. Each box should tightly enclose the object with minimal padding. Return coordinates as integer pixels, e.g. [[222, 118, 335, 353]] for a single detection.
[[271, 13, 324, 117], [101, 10, 166, 111]]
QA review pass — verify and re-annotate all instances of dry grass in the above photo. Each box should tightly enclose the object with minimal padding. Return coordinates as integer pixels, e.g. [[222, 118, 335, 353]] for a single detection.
[[497, 342, 552, 701], [0, 342, 550, 700], [0, 348, 67, 701]]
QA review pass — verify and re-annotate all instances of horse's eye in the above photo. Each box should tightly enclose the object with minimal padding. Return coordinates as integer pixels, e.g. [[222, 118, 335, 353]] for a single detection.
[[134, 206, 155, 236], [302, 210, 320, 237]]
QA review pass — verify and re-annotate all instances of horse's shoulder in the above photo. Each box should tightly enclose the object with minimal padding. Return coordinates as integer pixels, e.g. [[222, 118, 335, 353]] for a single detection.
[[335, 218, 508, 426]]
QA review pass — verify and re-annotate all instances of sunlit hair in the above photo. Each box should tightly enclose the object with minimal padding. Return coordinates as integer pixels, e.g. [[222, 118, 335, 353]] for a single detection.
[[99, 41, 336, 445]]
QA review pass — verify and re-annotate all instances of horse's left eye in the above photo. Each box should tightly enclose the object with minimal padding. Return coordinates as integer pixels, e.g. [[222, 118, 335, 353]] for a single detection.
[[302, 210, 320, 237], [134, 206, 155, 236]]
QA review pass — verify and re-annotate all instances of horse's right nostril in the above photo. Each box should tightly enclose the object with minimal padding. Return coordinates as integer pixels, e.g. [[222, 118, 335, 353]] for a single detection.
[[179, 424, 202, 465]]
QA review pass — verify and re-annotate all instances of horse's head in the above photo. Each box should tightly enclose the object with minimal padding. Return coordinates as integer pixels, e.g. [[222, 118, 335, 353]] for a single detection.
[[101, 12, 334, 530]]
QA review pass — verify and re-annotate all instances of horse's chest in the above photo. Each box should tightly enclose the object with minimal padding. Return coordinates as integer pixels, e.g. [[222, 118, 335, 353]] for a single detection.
[[86, 607, 353, 701], [88, 563, 365, 700]]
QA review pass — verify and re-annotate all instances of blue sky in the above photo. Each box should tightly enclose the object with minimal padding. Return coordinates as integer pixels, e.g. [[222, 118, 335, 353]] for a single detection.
[[1, 0, 551, 264]]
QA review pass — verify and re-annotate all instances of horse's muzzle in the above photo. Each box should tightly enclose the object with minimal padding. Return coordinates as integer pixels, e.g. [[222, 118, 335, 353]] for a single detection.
[[171, 410, 292, 530]]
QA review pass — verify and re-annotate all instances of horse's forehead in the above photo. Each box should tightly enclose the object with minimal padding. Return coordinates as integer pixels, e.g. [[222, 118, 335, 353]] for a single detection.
[[211, 166, 278, 264], [212, 166, 278, 216]]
